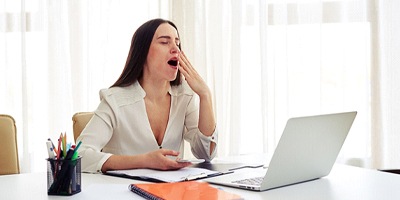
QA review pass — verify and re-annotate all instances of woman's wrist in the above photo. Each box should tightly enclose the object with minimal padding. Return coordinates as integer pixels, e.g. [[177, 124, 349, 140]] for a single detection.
[[197, 87, 212, 99], [101, 154, 147, 173]]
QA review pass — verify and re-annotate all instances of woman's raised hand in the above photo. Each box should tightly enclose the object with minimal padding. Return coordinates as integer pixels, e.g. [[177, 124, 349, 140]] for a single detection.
[[178, 51, 211, 97]]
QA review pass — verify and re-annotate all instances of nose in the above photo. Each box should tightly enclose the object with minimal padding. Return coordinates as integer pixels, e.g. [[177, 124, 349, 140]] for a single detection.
[[171, 44, 180, 54]]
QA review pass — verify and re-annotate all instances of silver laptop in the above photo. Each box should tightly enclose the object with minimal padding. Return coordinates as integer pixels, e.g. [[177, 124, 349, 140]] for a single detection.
[[205, 111, 357, 191]]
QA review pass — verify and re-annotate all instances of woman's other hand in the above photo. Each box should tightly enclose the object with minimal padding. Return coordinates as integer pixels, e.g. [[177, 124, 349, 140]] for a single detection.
[[144, 149, 192, 170]]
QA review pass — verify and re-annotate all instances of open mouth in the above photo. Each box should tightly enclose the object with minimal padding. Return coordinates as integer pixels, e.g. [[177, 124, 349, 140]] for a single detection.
[[167, 60, 178, 67]]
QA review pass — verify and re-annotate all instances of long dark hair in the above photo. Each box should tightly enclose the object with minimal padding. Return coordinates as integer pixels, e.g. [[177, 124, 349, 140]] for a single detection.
[[111, 18, 182, 88]]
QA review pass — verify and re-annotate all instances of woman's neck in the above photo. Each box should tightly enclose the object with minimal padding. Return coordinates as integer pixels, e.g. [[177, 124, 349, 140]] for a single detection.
[[139, 78, 170, 101]]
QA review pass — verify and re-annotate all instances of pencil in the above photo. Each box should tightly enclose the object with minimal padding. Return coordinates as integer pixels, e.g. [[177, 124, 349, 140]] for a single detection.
[[62, 132, 67, 158]]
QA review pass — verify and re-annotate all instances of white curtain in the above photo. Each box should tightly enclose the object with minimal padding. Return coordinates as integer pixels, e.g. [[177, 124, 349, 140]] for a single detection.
[[174, 0, 373, 164], [0, 0, 169, 172], [370, 0, 400, 169], [1, 0, 399, 173]]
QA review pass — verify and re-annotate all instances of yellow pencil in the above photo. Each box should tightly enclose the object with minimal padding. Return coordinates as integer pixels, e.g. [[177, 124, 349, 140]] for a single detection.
[[62, 132, 67, 158]]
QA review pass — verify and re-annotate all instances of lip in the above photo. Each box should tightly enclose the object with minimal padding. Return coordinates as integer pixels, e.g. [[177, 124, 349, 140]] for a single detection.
[[167, 57, 179, 68]]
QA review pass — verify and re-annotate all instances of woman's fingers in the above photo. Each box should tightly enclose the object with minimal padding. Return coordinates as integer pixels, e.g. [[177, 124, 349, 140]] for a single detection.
[[179, 51, 199, 79], [151, 149, 192, 170], [160, 149, 180, 157], [178, 51, 211, 96]]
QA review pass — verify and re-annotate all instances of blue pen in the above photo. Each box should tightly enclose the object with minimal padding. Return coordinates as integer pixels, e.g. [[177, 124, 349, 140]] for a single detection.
[[67, 143, 71, 152]]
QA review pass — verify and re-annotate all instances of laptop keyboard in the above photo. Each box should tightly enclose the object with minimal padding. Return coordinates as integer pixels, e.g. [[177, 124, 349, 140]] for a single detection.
[[232, 176, 264, 186]]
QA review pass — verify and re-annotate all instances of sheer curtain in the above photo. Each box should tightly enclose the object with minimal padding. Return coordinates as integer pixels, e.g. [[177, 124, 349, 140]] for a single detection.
[[173, 0, 399, 169], [371, 0, 400, 169], [1, 0, 399, 173], [0, 0, 169, 172]]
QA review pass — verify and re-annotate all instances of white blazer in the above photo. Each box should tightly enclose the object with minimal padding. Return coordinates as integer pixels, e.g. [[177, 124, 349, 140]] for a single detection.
[[77, 81, 218, 173]]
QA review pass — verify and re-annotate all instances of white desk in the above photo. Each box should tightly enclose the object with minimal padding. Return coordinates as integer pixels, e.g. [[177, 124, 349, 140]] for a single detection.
[[1, 164, 400, 199]]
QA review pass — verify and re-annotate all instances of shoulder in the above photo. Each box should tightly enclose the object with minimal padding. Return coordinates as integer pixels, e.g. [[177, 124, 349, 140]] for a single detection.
[[169, 80, 195, 97], [99, 81, 145, 107]]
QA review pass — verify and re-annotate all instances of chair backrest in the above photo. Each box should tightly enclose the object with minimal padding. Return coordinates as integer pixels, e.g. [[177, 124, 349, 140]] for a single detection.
[[0, 114, 20, 175], [72, 112, 94, 142]]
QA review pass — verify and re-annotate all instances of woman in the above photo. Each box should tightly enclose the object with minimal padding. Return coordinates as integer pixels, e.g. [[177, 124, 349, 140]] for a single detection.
[[77, 18, 217, 173]]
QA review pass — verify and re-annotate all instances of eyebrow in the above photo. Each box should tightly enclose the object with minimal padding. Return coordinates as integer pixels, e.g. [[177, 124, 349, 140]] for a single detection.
[[157, 35, 180, 42]]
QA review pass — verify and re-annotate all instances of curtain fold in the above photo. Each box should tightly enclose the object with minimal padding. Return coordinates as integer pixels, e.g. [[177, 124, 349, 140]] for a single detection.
[[371, 0, 400, 169], [1, 0, 399, 172]]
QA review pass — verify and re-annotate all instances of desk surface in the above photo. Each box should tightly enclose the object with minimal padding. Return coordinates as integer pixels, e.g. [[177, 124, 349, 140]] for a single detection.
[[1, 163, 400, 199]]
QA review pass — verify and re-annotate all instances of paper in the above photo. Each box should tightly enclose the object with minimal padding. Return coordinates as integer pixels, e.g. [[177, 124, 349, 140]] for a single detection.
[[106, 167, 220, 182]]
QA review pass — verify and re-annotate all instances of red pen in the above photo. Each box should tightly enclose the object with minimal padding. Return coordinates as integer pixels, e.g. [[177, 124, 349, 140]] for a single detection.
[[54, 133, 62, 179], [57, 133, 62, 159]]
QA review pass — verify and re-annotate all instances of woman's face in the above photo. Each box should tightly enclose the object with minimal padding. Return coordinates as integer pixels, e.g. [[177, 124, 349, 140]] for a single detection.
[[144, 23, 181, 83]]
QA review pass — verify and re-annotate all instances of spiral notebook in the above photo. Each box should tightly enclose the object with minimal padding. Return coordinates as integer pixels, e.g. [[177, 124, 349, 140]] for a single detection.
[[128, 181, 243, 200]]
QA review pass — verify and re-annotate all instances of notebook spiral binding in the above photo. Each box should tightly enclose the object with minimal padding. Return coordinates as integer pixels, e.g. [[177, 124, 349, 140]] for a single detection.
[[128, 184, 163, 200]]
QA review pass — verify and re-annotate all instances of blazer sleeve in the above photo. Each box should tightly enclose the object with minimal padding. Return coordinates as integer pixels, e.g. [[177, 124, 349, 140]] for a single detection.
[[76, 93, 116, 173], [183, 95, 218, 161]]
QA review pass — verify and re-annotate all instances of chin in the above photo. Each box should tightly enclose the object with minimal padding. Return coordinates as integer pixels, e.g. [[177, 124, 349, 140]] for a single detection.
[[168, 74, 178, 81]]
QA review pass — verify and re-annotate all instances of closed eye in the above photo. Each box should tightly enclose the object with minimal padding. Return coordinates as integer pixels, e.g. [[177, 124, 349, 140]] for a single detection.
[[157, 36, 180, 46]]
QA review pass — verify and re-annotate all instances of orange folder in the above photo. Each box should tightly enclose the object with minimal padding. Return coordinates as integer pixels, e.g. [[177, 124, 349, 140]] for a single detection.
[[129, 181, 242, 200]]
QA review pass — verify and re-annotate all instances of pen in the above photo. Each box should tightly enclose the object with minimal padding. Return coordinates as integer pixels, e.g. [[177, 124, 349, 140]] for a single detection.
[[48, 138, 58, 155], [57, 133, 62, 160], [54, 133, 62, 179], [46, 141, 55, 159], [67, 143, 71, 152], [65, 146, 76, 160], [72, 141, 82, 160], [184, 173, 208, 181], [47, 140, 56, 178]]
